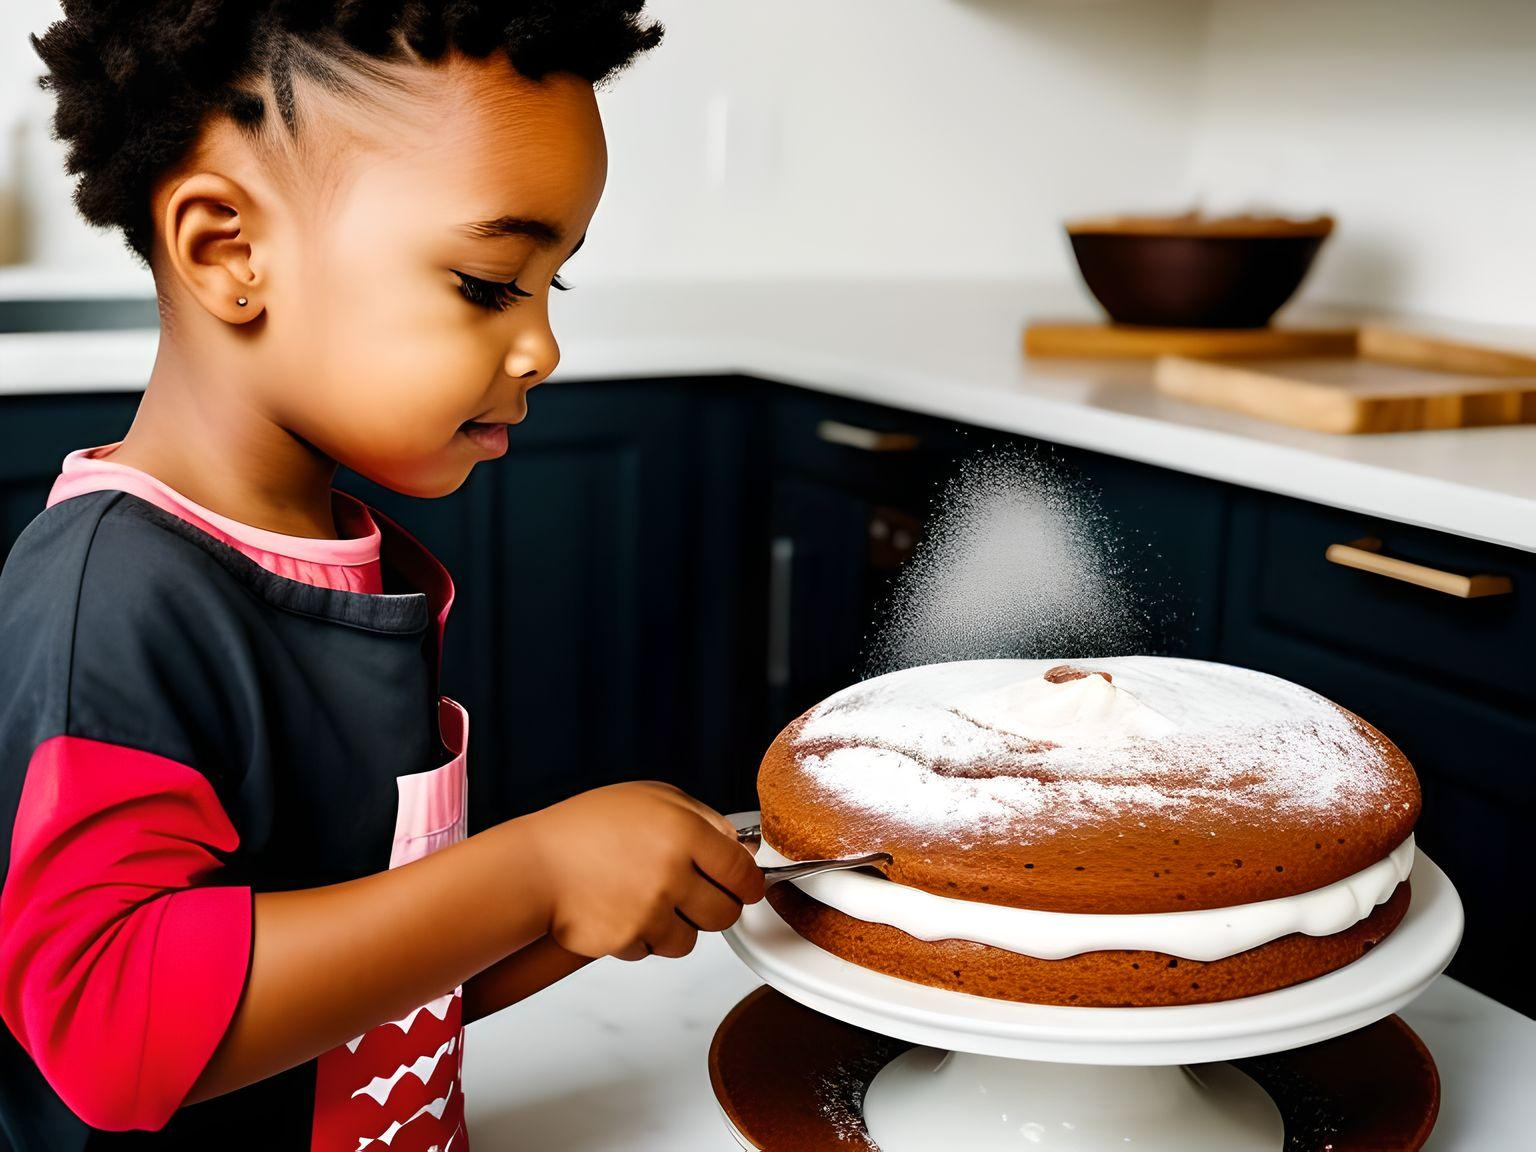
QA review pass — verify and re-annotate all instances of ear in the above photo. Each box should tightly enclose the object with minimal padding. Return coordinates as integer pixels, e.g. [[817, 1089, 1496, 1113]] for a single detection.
[[159, 172, 265, 324]]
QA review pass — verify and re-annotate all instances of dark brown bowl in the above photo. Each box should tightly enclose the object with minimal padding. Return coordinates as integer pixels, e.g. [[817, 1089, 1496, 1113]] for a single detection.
[[1066, 215, 1333, 329]]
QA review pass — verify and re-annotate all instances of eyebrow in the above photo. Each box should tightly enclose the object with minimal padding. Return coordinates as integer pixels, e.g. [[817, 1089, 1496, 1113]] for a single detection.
[[458, 215, 586, 259]]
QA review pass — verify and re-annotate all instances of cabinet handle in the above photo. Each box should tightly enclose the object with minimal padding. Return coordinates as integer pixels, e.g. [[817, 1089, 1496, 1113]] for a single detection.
[[766, 537, 795, 688], [816, 420, 921, 453], [1324, 538, 1513, 599]]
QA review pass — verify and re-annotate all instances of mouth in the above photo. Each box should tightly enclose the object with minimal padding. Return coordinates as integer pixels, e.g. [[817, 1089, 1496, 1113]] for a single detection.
[[458, 418, 510, 455]]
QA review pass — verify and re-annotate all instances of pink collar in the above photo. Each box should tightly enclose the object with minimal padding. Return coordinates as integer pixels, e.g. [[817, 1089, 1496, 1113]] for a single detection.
[[47, 442, 381, 568]]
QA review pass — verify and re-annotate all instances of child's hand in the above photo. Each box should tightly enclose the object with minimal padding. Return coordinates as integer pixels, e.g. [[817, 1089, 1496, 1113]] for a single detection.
[[524, 781, 764, 961]]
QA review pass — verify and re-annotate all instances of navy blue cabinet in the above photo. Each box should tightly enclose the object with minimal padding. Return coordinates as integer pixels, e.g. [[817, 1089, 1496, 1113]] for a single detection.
[[0, 393, 140, 570], [1218, 490, 1535, 1016], [763, 388, 975, 737], [1055, 448, 1230, 660]]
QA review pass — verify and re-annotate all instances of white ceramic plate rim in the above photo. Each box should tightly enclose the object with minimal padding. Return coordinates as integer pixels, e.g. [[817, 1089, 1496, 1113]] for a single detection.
[[724, 836, 1463, 1065]]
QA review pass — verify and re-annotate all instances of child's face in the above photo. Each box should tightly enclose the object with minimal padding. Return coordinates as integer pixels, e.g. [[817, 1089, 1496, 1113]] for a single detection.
[[169, 52, 607, 498]]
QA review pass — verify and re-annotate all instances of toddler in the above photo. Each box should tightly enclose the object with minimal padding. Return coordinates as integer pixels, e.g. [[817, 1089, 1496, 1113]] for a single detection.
[[0, 4, 761, 1149]]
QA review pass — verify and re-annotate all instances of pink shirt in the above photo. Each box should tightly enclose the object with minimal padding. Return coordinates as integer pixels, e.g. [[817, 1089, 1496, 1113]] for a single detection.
[[46, 441, 384, 595]]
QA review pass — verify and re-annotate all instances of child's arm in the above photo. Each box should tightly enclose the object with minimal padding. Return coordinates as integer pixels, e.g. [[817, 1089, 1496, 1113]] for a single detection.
[[462, 935, 593, 1024], [184, 781, 759, 1106], [183, 814, 551, 1105]]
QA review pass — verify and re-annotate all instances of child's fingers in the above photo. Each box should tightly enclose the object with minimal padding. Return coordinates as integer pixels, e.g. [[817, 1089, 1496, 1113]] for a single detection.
[[645, 908, 698, 959], [704, 809, 741, 840], [691, 829, 766, 906], [678, 869, 748, 932], [661, 787, 741, 842]]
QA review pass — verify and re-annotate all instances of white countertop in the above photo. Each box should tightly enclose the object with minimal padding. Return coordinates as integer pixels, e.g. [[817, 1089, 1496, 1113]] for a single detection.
[[462, 931, 1532, 1150], [3, 279, 1534, 552]]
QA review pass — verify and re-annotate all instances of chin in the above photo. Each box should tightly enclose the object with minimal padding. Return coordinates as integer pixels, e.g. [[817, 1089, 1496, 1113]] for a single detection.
[[412, 466, 476, 500], [348, 456, 475, 501]]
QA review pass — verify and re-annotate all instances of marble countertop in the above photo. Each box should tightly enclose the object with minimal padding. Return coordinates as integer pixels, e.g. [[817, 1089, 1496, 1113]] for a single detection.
[[462, 931, 1532, 1150], [2, 278, 1534, 552]]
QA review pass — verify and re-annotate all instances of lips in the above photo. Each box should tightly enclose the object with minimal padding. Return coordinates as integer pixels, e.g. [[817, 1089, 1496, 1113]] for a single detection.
[[458, 419, 509, 455]]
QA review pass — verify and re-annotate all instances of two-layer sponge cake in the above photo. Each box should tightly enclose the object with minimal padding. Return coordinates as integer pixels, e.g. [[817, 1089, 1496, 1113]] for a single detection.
[[757, 657, 1420, 1007]]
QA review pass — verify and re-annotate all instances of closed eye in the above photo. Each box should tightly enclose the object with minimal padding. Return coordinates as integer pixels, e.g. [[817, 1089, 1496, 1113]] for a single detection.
[[452, 271, 574, 312]]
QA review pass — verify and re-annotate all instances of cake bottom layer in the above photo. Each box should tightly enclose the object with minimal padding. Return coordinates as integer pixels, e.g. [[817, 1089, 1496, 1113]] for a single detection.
[[766, 880, 1412, 1007]]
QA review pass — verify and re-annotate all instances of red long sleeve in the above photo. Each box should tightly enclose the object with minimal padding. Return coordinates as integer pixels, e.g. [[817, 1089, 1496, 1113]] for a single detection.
[[0, 734, 252, 1131]]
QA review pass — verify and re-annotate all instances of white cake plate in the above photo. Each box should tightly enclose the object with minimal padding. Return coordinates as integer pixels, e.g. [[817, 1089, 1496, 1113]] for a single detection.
[[722, 813, 1462, 1152]]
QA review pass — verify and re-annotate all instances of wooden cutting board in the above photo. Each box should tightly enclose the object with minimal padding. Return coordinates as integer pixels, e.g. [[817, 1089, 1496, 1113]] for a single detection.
[[1024, 321, 1357, 360], [1359, 319, 1536, 376], [1154, 355, 1536, 433]]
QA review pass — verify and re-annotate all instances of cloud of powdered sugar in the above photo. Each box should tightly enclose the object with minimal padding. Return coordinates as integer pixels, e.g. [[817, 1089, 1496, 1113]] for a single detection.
[[863, 446, 1160, 676]]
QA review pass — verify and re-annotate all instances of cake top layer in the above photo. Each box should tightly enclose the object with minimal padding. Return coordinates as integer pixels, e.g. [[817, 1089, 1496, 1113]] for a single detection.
[[758, 657, 1421, 913], [792, 657, 1404, 836]]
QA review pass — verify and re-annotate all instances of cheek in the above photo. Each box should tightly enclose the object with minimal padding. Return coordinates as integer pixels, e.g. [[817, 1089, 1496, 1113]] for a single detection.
[[283, 264, 497, 458], [273, 183, 503, 449]]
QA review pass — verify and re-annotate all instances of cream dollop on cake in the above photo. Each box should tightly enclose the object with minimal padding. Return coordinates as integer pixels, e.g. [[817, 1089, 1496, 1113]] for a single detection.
[[951, 663, 1178, 746]]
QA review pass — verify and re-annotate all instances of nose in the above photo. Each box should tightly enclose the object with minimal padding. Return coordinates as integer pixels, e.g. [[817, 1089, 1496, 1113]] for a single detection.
[[503, 312, 560, 387]]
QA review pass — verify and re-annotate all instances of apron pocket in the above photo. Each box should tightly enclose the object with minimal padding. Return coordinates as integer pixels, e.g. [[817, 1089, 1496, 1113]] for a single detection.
[[389, 696, 469, 868]]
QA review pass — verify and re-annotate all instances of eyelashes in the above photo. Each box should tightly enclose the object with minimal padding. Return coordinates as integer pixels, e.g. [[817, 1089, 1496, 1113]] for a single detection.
[[452, 270, 573, 312]]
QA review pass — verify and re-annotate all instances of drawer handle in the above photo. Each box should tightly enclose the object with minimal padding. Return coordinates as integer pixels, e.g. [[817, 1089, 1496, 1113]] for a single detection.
[[766, 537, 795, 688], [816, 420, 920, 453], [1324, 538, 1513, 599]]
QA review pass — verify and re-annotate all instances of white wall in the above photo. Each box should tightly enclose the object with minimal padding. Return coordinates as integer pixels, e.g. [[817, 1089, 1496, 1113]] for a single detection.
[[1185, 0, 1536, 326], [0, 0, 1210, 286], [595, 0, 1209, 281], [3, 0, 1534, 327], [2, 0, 140, 275]]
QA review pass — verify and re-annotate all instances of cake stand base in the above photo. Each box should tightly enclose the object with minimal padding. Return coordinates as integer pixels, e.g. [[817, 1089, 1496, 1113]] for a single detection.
[[863, 1049, 1283, 1151], [708, 986, 1442, 1151]]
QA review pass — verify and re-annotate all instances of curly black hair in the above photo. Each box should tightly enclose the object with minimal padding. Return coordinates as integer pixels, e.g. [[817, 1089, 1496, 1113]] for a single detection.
[[31, 2, 665, 264]]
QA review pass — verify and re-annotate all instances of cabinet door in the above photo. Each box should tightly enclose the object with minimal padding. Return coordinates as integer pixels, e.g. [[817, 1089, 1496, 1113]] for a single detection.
[[765, 474, 873, 735], [683, 379, 773, 812], [0, 394, 141, 566], [484, 378, 773, 817], [473, 381, 713, 821], [1219, 489, 1536, 1015], [763, 391, 959, 738], [1057, 449, 1230, 660]]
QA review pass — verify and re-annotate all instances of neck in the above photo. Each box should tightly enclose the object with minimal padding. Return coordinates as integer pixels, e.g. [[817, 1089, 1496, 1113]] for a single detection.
[[110, 340, 343, 539]]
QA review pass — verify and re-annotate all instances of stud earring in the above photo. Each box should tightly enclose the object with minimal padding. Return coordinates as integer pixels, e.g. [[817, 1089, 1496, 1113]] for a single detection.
[[237, 297, 249, 307]]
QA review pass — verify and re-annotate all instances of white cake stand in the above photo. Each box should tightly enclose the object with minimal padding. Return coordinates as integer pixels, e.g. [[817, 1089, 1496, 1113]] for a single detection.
[[721, 815, 1463, 1152]]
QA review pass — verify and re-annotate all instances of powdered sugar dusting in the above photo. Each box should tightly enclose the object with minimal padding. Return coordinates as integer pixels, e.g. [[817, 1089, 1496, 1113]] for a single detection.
[[809, 1043, 905, 1147], [864, 448, 1163, 675], [812, 1062, 876, 1145], [793, 657, 1402, 841]]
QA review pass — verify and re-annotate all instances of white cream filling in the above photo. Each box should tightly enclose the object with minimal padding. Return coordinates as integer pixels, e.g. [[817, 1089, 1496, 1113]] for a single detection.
[[760, 834, 1415, 962]]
